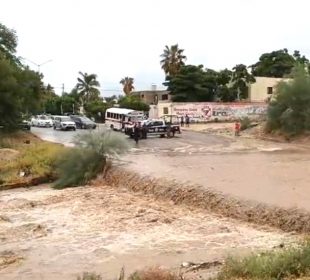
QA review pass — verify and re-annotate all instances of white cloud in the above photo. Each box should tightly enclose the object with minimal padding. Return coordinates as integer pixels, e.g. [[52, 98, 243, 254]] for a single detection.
[[1, 0, 310, 95]]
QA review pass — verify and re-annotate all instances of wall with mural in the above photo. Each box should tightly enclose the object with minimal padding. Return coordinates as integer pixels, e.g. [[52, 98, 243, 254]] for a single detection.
[[157, 102, 267, 122]]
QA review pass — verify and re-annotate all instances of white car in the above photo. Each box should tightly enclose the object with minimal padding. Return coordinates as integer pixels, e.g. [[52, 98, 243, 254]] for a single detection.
[[53, 116, 76, 131], [31, 115, 53, 127]]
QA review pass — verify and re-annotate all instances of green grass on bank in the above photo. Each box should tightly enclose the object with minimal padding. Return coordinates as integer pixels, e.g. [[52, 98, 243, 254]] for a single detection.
[[214, 240, 310, 280], [76, 241, 310, 280], [0, 132, 66, 186]]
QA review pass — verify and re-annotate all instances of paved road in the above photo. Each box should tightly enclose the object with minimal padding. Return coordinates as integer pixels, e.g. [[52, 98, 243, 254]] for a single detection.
[[31, 125, 105, 146], [32, 125, 310, 211]]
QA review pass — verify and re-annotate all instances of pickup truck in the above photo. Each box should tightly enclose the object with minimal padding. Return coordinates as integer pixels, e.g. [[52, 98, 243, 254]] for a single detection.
[[124, 119, 181, 139]]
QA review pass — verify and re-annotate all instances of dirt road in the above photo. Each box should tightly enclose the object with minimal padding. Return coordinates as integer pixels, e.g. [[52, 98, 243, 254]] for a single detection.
[[0, 184, 294, 280]]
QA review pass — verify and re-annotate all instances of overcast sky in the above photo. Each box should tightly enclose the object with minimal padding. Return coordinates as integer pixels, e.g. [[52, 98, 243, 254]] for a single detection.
[[2, 0, 310, 96]]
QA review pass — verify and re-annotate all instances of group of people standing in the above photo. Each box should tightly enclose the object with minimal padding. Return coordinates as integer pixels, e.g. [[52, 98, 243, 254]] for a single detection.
[[180, 114, 190, 127], [133, 122, 147, 144]]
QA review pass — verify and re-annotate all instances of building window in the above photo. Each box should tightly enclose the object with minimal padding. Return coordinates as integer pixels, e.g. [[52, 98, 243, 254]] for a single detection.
[[163, 107, 169, 114], [267, 87, 273, 95], [141, 94, 144, 98], [161, 94, 168, 100]]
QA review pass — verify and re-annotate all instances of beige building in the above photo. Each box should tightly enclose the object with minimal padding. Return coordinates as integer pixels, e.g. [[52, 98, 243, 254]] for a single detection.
[[248, 77, 290, 102], [131, 90, 171, 105]]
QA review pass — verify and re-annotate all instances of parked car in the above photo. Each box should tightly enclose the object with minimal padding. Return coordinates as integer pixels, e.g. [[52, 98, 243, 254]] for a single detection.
[[125, 119, 180, 138], [53, 116, 76, 131], [70, 115, 96, 129], [19, 120, 31, 130], [31, 115, 53, 127]]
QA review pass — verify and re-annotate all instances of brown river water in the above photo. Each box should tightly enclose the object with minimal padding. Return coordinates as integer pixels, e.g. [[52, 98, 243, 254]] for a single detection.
[[0, 184, 296, 280]]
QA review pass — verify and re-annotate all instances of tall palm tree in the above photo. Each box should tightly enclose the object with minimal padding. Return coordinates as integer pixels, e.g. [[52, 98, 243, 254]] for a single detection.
[[120, 77, 134, 95], [76, 72, 100, 107], [160, 44, 186, 77]]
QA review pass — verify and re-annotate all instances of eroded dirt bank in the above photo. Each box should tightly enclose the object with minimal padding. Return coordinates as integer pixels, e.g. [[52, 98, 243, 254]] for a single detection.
[[0, 183, 295, 280], [104, 168, 310, 233]]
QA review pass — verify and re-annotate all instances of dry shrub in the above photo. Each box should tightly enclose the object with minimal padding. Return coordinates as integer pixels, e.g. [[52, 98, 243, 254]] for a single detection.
[[77, 272, 103, 280], [53, 148, 104, 189], [128, 267, 182, 280], [54, 130, 130, 189]]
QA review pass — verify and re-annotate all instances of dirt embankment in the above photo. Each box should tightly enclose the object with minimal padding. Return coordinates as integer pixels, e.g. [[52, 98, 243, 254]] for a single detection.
[[102, 168, 310, 234]]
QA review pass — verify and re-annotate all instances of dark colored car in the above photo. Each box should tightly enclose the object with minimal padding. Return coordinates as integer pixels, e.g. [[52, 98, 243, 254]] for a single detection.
[[19, 120, 31, 130], [70, 115, 96, 129]]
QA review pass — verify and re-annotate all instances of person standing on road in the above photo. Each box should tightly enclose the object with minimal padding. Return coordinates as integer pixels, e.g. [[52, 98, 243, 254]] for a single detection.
[[134, 123, 141, 144], [180, 116, 184, 127], [185, 114, 190, 127], [235, 120, 241, 136], [142, 123, 147, 139]]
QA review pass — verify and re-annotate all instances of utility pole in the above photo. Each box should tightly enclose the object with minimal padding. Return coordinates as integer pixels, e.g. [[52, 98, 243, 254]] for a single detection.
[[61, 84, 64, 115]]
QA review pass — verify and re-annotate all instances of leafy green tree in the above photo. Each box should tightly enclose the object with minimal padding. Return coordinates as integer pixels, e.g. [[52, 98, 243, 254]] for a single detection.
[[44, 95, 61, 115], [118, 95, 150, 111], [216, 85, 237, 102], [0, 22, 20, 65], [84, 99, 108, 122], [76, 72, 101, 107], [251, 49, 309, 78], [0, 59, 20, 129], [160, 44, 186, 77], [0, 22, 46, 129], [164, 65, 215, 102], [217, 69, 232, 86], [120, 77, 134, 95], [267, 65, 310, 136], [231, 64, 255, 100], [15, 66, 43, 115]]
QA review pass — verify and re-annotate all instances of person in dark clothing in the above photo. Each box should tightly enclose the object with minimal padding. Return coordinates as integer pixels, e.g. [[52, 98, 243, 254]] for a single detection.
[[185, 114, 190, 127], [134, 123, 140, 144], [142, 123, 148, 139], [180, 116, 184, 127]]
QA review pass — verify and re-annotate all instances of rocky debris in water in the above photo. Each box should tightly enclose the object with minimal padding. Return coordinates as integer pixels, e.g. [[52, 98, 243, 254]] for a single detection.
[[0, 215, 11, 223], [4, 198, 39, 210], [0, 250, 23, 268], [0, 223, 48, 242]]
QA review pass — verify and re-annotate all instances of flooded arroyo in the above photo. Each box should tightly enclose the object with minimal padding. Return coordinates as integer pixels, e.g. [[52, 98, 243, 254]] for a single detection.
[[0, 183, 296, 280], [1, 128, 308, 279]]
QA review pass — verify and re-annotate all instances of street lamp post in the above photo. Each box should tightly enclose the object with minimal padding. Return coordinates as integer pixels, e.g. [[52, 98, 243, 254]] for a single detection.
[[21, 58, 53, 73]]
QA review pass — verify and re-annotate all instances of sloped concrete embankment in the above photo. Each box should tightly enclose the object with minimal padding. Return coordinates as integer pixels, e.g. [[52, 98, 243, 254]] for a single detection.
[[103, 168, 310, 234]]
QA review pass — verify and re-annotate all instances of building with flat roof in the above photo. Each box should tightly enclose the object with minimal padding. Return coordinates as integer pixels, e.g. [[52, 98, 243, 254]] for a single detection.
[[131, 90, 171, 105], [248, 76, 290, 102]]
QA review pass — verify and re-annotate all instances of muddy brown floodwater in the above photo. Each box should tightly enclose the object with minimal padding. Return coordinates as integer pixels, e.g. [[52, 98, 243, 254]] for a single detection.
[[0, 184, 296, 280], [124, 133, 310, 211]]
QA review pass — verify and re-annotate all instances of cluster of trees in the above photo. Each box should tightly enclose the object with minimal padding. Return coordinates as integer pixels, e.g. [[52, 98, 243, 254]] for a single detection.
[[0, 23, 46, 130], [0, 21, 149, 129], [160, 45, 310, 102], [267, 65, 310, 136]]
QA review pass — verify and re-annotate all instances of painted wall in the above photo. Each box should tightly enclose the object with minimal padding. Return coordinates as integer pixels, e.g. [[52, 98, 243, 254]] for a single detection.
[[157, 102, 267, 122]]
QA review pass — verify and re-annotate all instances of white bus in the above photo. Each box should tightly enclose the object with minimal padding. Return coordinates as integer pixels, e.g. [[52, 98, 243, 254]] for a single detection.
[[105, 107, 145, 131]]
